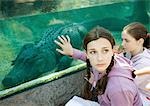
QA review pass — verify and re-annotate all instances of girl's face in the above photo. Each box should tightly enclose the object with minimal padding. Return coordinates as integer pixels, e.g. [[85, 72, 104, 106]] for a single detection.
[[121, 30, 140, 54], [86, 38, 113, 73]]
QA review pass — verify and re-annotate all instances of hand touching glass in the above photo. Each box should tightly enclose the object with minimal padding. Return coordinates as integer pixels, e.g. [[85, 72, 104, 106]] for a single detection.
[[54, 35, 73, 56]]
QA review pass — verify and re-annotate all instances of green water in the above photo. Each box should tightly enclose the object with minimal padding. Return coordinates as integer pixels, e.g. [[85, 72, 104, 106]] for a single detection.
[[0, 1, 149, 90]]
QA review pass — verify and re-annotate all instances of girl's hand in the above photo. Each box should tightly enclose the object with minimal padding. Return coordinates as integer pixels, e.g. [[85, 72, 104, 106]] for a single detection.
[[54, 35, 73, 56]]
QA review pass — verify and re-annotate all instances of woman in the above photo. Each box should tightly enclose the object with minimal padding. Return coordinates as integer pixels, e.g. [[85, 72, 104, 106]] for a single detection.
[[121, 22, 150, 105], [122, 22, 150, 69], [55, 26, 142, 106]]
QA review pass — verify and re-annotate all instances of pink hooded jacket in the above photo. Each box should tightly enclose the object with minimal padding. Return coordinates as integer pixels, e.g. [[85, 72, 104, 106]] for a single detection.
[[127, 48, 150, 98], [130, 48, 150, 70], [72, 49, 143, 106]]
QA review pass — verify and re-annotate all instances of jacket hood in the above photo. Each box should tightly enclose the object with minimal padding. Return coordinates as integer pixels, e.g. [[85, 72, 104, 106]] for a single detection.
[[132, 48, 150, 61], [91, 54, 134, 88], [108, 54, 134, 80], [131, 48, 150, 70]]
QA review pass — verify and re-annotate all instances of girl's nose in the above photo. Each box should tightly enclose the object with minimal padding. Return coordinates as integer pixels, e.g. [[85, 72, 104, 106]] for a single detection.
[[97, 53, 103, 61], [121, 41, 125, 47]]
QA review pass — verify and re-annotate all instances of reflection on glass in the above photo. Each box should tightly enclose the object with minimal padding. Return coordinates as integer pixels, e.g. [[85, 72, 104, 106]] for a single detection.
[[0, 0, 128, 18]]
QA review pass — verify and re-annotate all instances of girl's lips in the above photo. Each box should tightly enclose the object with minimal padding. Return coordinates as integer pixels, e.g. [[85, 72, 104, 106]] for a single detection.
[[96, 64, 106, 67]]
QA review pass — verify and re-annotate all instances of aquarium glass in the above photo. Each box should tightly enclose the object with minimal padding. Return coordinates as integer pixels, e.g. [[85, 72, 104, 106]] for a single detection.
[[0, 0, 149, 91]]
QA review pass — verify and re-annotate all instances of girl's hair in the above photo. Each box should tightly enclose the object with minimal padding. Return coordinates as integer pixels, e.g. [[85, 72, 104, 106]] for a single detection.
[[83, 26, 115, 50], [82, 26, 115, 100], [123, 22, 150, 49]]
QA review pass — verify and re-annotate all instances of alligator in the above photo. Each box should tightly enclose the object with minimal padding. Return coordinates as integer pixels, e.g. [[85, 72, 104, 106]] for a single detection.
[[2, 23, 87, 88]]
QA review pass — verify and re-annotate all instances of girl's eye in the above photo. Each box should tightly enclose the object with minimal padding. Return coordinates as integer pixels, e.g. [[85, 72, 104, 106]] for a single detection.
[[103, 49, 109, 53], [89, 51, 96, 54], [125, 39, 129, 43], [122, 38, 129, 43]]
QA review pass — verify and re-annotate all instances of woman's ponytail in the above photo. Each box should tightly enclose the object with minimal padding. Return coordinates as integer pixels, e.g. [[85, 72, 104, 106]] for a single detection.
[[143, 33, 150, 49]]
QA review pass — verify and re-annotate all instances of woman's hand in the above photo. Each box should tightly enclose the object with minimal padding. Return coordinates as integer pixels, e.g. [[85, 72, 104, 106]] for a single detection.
[[134, 67, 150, 76], [54, 35, 73, 56]]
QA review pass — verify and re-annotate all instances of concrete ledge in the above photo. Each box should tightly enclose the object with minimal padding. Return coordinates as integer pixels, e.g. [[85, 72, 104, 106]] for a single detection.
[[0, 70, 86, 106]]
